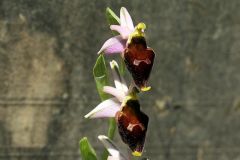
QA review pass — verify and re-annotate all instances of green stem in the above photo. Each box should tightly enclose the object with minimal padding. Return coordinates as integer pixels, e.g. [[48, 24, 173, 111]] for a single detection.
[[107, 118, 116, 139], [101, 118, 116, 160]]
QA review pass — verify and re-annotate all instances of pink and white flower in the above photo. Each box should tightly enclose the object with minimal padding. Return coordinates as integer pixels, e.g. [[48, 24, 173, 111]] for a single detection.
[[84, 60, 128, 119], [97, 7, 154, 92], [85, 60, 149, 157], [98, 7, 135, 55]]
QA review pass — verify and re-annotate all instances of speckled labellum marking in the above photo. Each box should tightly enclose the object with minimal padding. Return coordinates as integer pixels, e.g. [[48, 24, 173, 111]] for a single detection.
[[115, 99, 148, 156], [123, 36, 155, 91]]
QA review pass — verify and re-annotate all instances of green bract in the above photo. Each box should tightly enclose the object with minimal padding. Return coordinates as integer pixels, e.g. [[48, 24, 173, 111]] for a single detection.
[[106, 7, 120, 25], [79, 137, 97, 160], [93, 54, 109, 101]]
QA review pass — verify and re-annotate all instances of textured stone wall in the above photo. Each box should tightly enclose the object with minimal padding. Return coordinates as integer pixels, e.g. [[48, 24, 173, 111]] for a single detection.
[[0, 0, 240, 159]]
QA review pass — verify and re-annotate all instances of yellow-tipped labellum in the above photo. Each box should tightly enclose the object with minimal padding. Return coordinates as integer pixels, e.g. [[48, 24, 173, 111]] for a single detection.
[[121, 93, 138, 106], [132, 151, 142, 157], [141, 86, 151, 92], [127, 22, 146, 44]]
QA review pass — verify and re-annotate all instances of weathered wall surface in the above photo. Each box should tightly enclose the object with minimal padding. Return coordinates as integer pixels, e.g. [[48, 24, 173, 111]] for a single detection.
[[0, 0, 240, 159]]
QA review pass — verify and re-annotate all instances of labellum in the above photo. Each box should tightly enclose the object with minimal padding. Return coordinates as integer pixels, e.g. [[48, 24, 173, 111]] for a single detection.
[[123, 36, 155, 91], [115, 97, 148, 156]]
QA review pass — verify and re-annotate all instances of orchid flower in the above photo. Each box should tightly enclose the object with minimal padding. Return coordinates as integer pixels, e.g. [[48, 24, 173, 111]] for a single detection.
[[98, 7, 155, 92], [85, 60, 148, 157], [84, 60, 128, 119]]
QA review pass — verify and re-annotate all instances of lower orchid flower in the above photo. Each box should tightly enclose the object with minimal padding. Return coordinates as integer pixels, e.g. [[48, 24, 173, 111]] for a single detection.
[[98, 7, 155, 92], [116, 92, 148, 157], [85, 60, 148, 156]]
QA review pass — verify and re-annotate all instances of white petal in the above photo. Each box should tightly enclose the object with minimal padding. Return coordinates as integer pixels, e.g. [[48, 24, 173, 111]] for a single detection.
[[98, 35, 126, 54], [120, 7, 134, 30], [110, 25, 132, 39], [98, 135, 128, 160], [103, 86, 125, 102], [107, 156, 120, 160], [110, 60, 128, 94], [84, 98, 120, 118]]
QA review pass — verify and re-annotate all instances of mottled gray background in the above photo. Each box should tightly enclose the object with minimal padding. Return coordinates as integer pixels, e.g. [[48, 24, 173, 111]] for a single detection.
[[0, 0, 240, 159]]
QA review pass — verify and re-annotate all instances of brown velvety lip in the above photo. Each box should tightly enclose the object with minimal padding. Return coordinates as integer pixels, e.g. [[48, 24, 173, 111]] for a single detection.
[[123, 36, 155, 90], [115, 99, 149, 154]]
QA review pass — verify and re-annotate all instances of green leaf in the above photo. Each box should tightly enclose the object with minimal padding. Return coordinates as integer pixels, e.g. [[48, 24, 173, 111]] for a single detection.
[[106, 7, 120, 25], [93, 54, 109, 101], [79, 137, 98, 160]]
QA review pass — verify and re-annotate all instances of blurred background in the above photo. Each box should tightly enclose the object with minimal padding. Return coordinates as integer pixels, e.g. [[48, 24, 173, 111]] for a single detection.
[[0, 0, 240, 159]]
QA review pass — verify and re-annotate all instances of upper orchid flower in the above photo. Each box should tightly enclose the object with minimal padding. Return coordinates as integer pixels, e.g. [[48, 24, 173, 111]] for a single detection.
[[85, 60, 148, 156], [98, 7, 155, 92]]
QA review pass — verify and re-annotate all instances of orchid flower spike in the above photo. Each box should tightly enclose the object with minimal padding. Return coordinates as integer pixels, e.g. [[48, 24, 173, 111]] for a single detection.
[[85, 60, 149, 156]]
